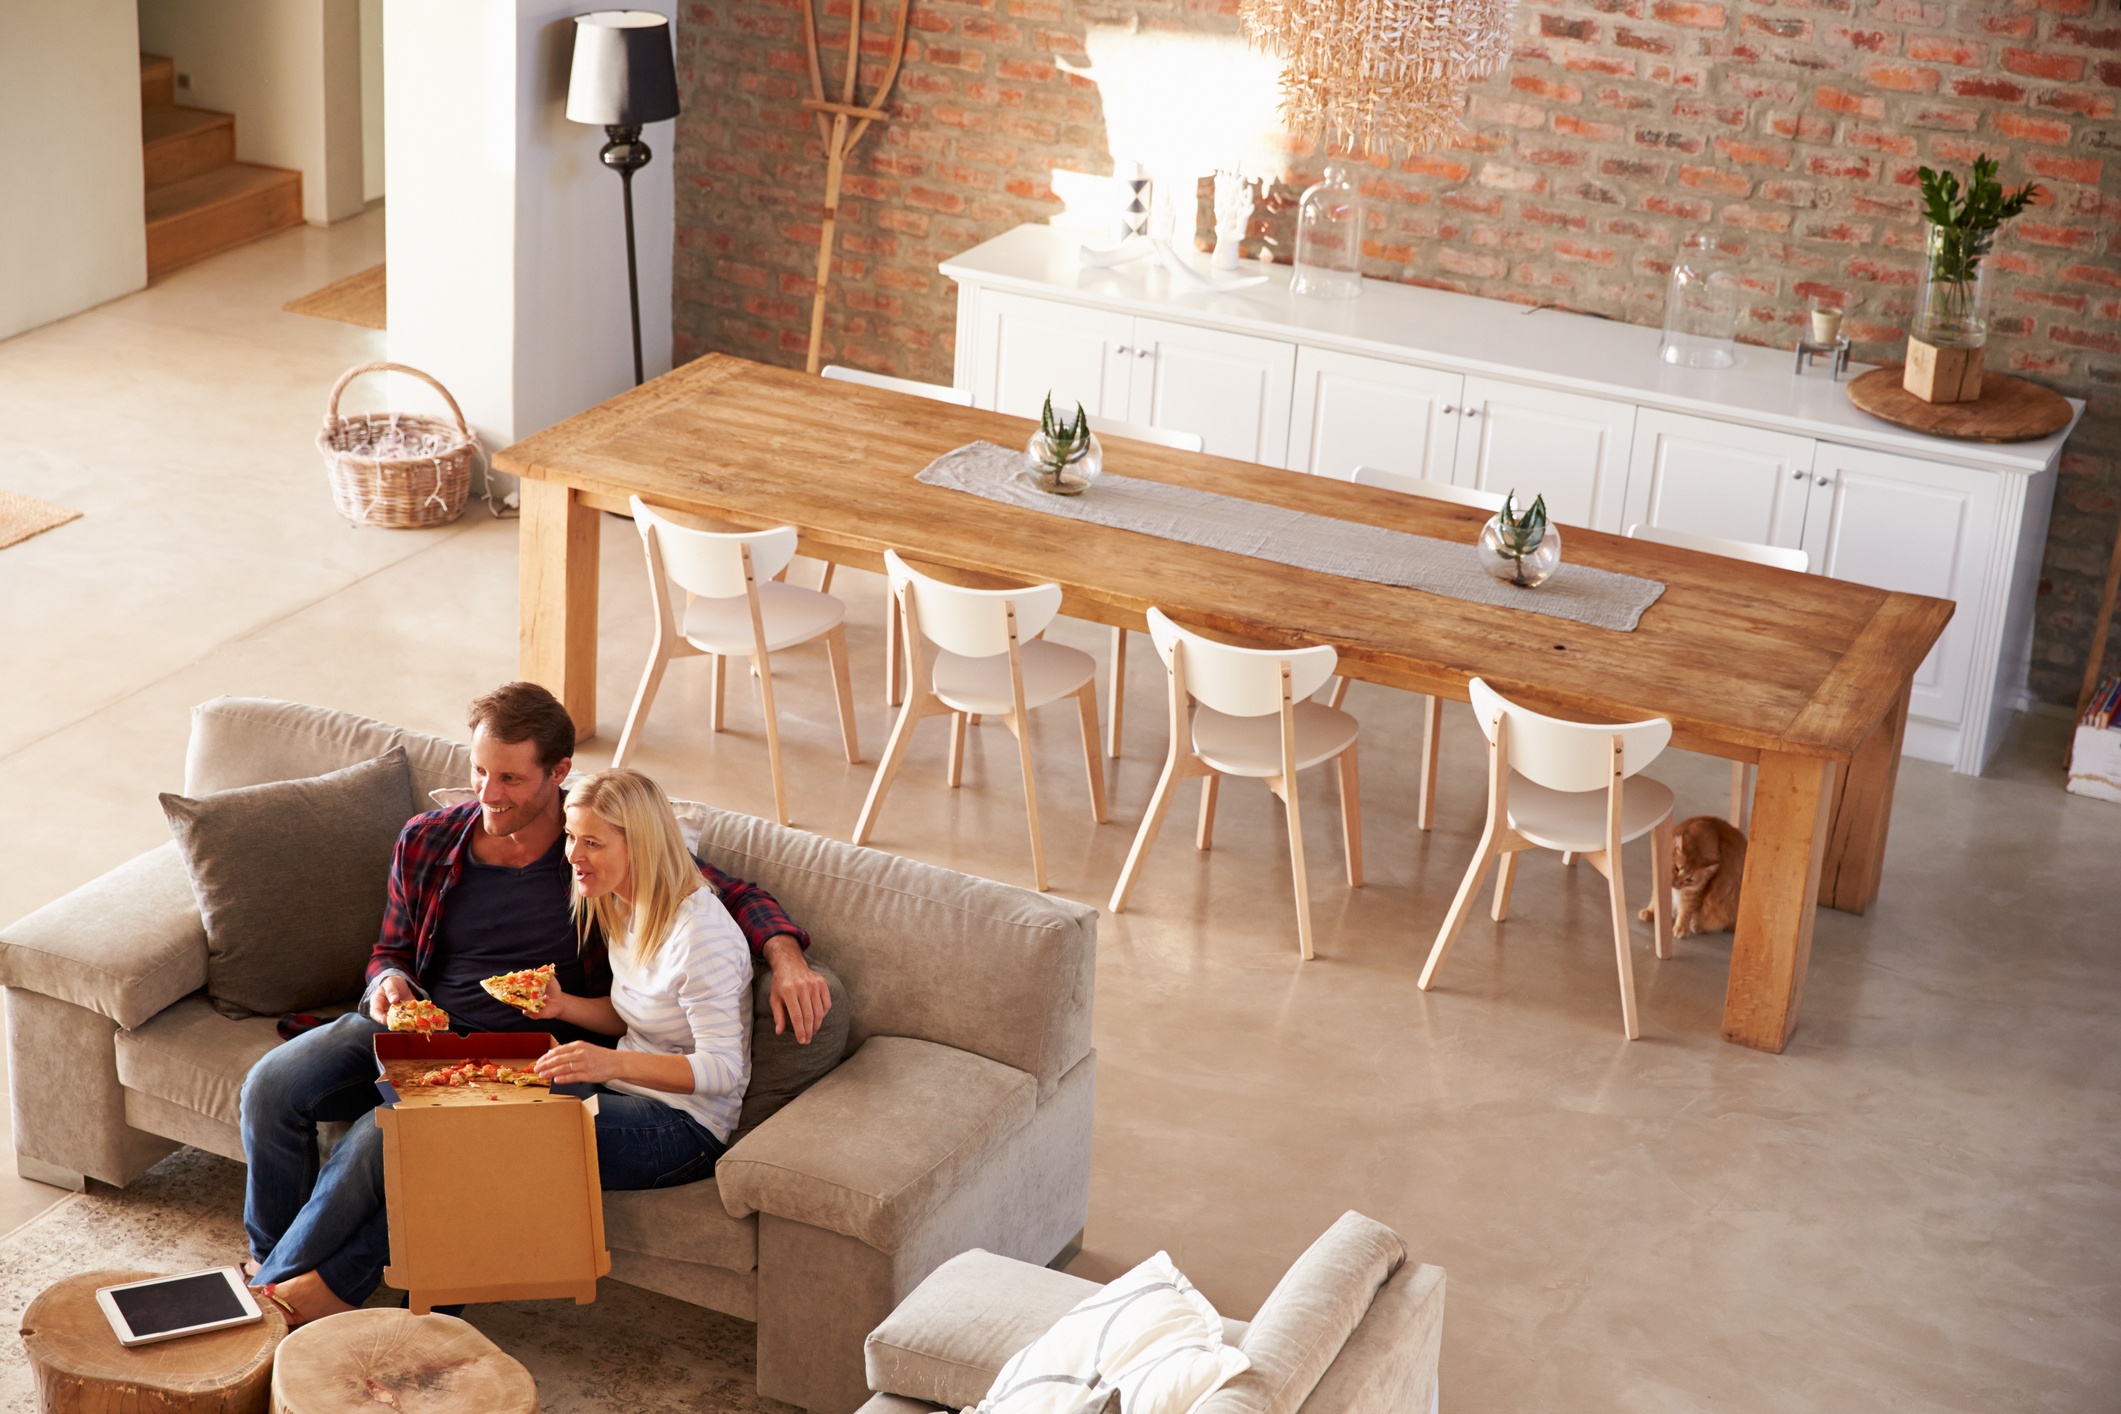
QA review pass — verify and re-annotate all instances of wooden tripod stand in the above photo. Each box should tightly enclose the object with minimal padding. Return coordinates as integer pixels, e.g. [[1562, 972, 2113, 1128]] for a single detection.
[[799, 0, 912, 374]]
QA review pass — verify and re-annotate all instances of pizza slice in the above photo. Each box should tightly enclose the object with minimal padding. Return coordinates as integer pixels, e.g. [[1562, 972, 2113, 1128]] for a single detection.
[[480, 964, 556, 1014], [386, 998, 450, 1034]]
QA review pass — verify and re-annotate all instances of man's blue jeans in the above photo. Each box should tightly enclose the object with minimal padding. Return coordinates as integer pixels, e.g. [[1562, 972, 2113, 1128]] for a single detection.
[[241, 1014, 392, 1305]]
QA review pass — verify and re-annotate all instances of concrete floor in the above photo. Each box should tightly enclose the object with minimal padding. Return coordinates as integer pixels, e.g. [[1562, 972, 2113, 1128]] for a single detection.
[[3, 212, 2117, 1411]]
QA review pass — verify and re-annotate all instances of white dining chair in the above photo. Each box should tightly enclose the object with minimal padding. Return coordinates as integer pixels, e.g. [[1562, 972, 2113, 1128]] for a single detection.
[[1418, 677, 1675, 1039], [1109, 608, 1362, 960], [819, 364, 976, 406], [613, 496, 861, 827], [854, 550, 1107, 891], [1626, 523, 1810, 829], [1348, 467, 1507, 511], [1085, 417, 1206, 759]]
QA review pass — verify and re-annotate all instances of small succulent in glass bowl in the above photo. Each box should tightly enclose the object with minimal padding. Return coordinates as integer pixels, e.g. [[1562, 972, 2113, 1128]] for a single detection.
[[1477, 491, 1561, 588], [1025, 394, 1102, 495]]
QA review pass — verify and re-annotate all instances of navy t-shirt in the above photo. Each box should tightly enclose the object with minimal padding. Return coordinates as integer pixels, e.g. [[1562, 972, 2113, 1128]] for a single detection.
[[425, 831, 607, 1042]]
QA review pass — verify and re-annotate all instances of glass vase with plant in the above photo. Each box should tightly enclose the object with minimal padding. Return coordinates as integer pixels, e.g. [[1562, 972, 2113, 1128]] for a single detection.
[[1912, 156, 2039, 351], [1477, 491, 1561, 589], [1024, 393, 1102, 495]]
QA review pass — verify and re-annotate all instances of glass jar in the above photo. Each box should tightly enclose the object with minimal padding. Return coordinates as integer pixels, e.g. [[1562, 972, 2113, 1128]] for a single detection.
[[1477, 516, 1562, 589], [1658, 231, 1741, 368], [1911, 218, 1994, 350], [1024, 426, 1102, 495], [1292, 164, 1364, 299]]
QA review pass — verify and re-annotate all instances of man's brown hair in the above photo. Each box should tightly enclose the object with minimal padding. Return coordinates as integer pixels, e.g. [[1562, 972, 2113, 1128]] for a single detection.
[[467, 682, 575, 771]]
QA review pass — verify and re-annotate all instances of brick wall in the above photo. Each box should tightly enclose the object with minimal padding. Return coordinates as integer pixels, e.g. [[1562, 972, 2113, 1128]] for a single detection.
[[671, 0, 2121, 706]]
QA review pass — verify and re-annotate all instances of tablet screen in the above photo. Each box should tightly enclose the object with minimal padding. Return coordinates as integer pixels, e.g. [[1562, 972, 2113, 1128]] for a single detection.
[[110, 1272, 246, 1338]]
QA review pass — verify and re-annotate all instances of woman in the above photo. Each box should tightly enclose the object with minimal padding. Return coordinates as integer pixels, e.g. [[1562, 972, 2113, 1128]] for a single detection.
[[529, 768, 752, 1188]]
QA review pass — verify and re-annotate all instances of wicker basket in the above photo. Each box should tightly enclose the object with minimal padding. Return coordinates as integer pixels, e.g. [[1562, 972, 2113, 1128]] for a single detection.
[[316, 362, 479, 528]]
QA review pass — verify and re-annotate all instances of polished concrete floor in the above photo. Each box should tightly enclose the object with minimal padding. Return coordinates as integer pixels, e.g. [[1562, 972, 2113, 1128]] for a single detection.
[[3, 213, 2117, 1411]]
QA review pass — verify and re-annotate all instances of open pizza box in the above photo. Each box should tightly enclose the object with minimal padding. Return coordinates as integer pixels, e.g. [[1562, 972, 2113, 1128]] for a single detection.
[[373, 1031, 611, 1312]]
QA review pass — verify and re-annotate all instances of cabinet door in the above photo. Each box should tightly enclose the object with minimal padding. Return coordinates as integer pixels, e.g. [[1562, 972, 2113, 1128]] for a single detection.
[[1288, 347, 1463, 488], [1451, 376, 1636, 529], [1621, 409, 1814, 551], [974, 290, 1134, 419], [1129, 317, 1298, 467], [1802, 444, 1999, 727]]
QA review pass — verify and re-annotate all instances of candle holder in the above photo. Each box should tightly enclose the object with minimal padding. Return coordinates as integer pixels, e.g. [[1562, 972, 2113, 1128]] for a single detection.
[[1794, 297, 1851, 379], [1794, 335, 1851, 380]]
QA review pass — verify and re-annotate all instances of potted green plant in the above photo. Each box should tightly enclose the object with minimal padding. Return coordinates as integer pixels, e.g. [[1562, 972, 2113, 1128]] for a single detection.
[[1024, 393, 1102, 495], [1906, 156, 2040, 404], [1476, 491, 1560, 588]]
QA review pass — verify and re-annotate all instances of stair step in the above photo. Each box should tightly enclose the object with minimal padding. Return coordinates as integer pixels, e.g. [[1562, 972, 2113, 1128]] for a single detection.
[[144, 106, 236, 189], [140, 53, 175, 110], [146, 163, 305, 280]]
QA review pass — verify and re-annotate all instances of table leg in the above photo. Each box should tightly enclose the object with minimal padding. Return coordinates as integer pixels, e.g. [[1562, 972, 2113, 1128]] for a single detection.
[[519, 479, 601, 738], [1722, 752, 1834, 1053], [1817, 679, 1910, 916]]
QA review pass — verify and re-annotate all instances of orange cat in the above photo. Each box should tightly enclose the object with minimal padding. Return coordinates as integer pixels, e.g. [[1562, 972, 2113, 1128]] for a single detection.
[[1639, 815, 1747, 938]]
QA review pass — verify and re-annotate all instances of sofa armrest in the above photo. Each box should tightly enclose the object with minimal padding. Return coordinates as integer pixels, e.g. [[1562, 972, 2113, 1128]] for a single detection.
[[718, 1036, 1035, 1252], [0, 843, 207, 1029]]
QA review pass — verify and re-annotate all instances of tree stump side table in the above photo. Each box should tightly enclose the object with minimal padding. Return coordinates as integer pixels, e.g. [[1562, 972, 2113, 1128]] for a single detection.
[[269, 1308, 536, 1414], [19, 1269, 287, 1414]]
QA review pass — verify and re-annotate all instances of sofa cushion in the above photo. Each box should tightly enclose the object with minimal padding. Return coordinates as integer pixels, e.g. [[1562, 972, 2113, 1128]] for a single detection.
[[602, 1179, 759, 1275], [1195, 1213, 1406, 1414], [717, 1036, 1036, 1251], [691, 808, 1096, 1103], [115, 994, 287, 1128], [737, 958, 851, 1141], [867, 1249, 1104, 1408], [160, 747, 414, 1016], [186, 696, 472, 805], [0, 842, 208, 1030]]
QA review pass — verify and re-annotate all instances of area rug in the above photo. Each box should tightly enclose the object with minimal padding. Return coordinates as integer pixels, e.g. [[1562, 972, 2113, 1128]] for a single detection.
[[0, 1148, 794, 1414], [0, 490, 81, 551], [283, 263, 386, 330]]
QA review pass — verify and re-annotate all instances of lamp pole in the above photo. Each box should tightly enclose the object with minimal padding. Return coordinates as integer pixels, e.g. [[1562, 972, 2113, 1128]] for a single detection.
[[599, 123, 651, 386]]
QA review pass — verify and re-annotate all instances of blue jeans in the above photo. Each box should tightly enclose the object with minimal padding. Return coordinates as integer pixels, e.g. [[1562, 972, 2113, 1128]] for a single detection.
[[241, 1014, 392, 1305], [591, 1090, 728, 1189]]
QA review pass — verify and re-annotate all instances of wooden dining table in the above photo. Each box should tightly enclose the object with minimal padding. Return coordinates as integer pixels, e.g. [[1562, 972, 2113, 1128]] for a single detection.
[[496, 354, 1952, 1054]]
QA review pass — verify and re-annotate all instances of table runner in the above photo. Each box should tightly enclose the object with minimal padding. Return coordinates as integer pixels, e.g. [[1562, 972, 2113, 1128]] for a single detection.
[[916, 442, 1666, 631]]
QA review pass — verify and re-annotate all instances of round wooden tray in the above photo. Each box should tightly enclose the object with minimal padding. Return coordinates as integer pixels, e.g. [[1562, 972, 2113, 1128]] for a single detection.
[[1847, 365, 2073, 443]]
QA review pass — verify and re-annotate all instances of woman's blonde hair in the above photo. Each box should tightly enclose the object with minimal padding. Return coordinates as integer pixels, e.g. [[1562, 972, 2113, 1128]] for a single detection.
[[566, 768, 701, 965]]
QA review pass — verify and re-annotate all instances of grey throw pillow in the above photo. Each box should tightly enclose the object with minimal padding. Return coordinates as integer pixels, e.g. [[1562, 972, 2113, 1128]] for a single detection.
[[159, 747, 416, 1017], [735, 957, 851, 1141]]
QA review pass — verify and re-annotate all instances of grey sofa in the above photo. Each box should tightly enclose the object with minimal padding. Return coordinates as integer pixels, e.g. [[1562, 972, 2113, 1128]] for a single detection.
[[860, 1211, 1445, 1414], [0, 697, 1099, 1414]]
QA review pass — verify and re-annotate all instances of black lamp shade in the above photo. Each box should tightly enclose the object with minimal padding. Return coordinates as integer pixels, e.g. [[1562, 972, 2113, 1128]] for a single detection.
[[566, 11, 680, 127]]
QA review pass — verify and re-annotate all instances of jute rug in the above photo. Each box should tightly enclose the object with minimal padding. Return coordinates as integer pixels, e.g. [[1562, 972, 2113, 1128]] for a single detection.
[[283, 263, 386, 330], [0, 490, 81, 551], [0, 1148, 794, 1414]]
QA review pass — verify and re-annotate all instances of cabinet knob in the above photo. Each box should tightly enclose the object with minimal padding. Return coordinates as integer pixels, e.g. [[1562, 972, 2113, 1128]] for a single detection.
[[1816, 474, 1832, 486], [1440, 404, 1457, 415], [1464, 406, 1480, 418], [1137, 348, 1152, 359], [1791, 470, 1806, 481], [1115, 344, 1130, 355]]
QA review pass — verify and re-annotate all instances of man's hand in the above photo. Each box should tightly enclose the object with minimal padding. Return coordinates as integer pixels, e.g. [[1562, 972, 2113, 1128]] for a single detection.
[[368, 974, 415, 1023], [762, 934, 830, 1044]]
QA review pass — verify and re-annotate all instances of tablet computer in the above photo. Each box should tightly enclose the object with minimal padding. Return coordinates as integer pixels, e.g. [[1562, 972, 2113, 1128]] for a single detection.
[[94, 1268, 263, 1347]]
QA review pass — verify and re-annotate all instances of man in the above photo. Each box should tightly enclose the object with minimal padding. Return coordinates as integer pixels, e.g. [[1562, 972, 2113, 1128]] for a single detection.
[[241, 682, 829, 1322]]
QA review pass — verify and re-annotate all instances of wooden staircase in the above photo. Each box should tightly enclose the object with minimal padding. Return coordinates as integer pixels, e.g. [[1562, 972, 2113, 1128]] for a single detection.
[[141, 54, 304, 280]]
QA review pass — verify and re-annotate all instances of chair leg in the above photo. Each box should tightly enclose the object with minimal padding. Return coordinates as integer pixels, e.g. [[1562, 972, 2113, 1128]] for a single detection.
[[1105, 626, 1127, 759], [710, 654, 727, 733], [756, 656, 790, 828], [1278, 775, 1314, 961], [613, 645, 671, 770], [1489, 849, 1518, 921], [1562, 852, 1576, 867], [1417, 695, 1442, 831], [1011, 711, 1048, 892], [1110, 755, 1185, 914], [946, 711, 967, 788], [824, 623, 861, 763], [1605, 850, 1642, 1040], [1649, 816, 1676, 960], [1195, 774, 1219, 850], [1337, 741, 1363, 888], [1419, 831, 1501, 990], [1730, 760, 1749, 829], [1073, 681, 1108, 822], [852, 697, 923, 846], [1327, 676, 1350, 710], [884, 596, 903, 707], [818, 560, 836, 594]]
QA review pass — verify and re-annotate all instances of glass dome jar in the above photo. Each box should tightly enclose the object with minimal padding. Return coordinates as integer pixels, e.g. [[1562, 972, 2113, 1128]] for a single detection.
[[1292, 164, 1365, 299], [1658, 231, 1741, 368], [1477, 516, 1562, 589], [1025, 425, 1102, 496], [1910, 218, 1994, 350]]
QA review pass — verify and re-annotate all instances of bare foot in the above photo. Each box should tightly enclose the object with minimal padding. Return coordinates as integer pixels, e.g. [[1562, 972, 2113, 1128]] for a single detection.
[[260, 1271, 357, 1326]]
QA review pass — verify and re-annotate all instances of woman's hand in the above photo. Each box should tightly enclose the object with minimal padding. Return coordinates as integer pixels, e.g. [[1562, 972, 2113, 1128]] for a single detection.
[[535, 1041, 623, 1086], [523, 973, 570, 1023]]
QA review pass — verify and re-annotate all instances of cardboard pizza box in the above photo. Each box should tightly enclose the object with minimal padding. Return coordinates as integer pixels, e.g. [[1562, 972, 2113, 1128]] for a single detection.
[[373, 1031, 611, 1312]]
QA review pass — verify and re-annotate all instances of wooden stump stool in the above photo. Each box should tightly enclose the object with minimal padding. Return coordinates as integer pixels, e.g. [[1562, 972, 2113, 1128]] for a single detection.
[[269, 1308, 536, 1414], [20, 1269, 286, 1414]]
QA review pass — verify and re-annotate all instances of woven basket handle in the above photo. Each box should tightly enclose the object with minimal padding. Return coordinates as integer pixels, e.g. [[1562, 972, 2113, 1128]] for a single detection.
[[324, 361, 472, 440]]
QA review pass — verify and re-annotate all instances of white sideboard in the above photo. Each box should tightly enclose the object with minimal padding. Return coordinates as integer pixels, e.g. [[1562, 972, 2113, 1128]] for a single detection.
[[939, 224, 2083, 776]]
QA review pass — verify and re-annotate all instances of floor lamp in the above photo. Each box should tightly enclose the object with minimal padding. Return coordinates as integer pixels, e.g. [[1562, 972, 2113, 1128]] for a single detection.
[[566, 10, 681, 387]]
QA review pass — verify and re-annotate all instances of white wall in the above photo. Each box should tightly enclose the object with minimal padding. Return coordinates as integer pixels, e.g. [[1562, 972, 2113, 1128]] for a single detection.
[[384, 0, 675, 450], [0, 0, 147, 339], [138, 0, 367, 225]]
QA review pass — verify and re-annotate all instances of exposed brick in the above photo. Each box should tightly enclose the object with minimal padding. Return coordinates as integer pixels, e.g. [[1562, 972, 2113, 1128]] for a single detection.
[[1864, 61, 1942, 91], [1635, 127, 1705, 154], [1613, 26, 1673, 53], [1541, 13, 1599, 40], [1742, 13, 1810, 40], [1907, 104, 1980, 130], [1552, 238, 1620, 264], [2052, 323, 2121, 354], [1650, 0, 1725, 28], [1993, 112, 2074, 144], [1808, 153, 1875, 179], [1906, 36, 1984, 67], [1814, 86, 1884, 118], [1847, 127, 1919, 156], [1643, 191, 1714, 219], [2033, 87, 2117, 117], [1717, 138, 1793, 167], [1826, 26, 1896, 53], [2053, 21, 2121, 49], [2028, 154, 2105, 184], [1512, 73, 1585, 102], [2062, 263, 2121, 289], [1766, 112, 1835, 142], [1554, 114, 1625, 141], [1678, 164, 1751, 195], [2004, 49, 2086, 82], [2018, 222, 2100, 249]]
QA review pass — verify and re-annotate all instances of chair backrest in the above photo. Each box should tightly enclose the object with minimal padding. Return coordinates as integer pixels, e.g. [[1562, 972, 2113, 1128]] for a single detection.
[[1625, 522, 1811, 573], [631, 496, 798, 599], [1349, 467, 1507, 511], [1466, 677, 1670, 793], [1085, 415, 1205, 453], [885, 549, 1063, 659], [821, 365, 976, 407], [1145, 607, 1338, 718]]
